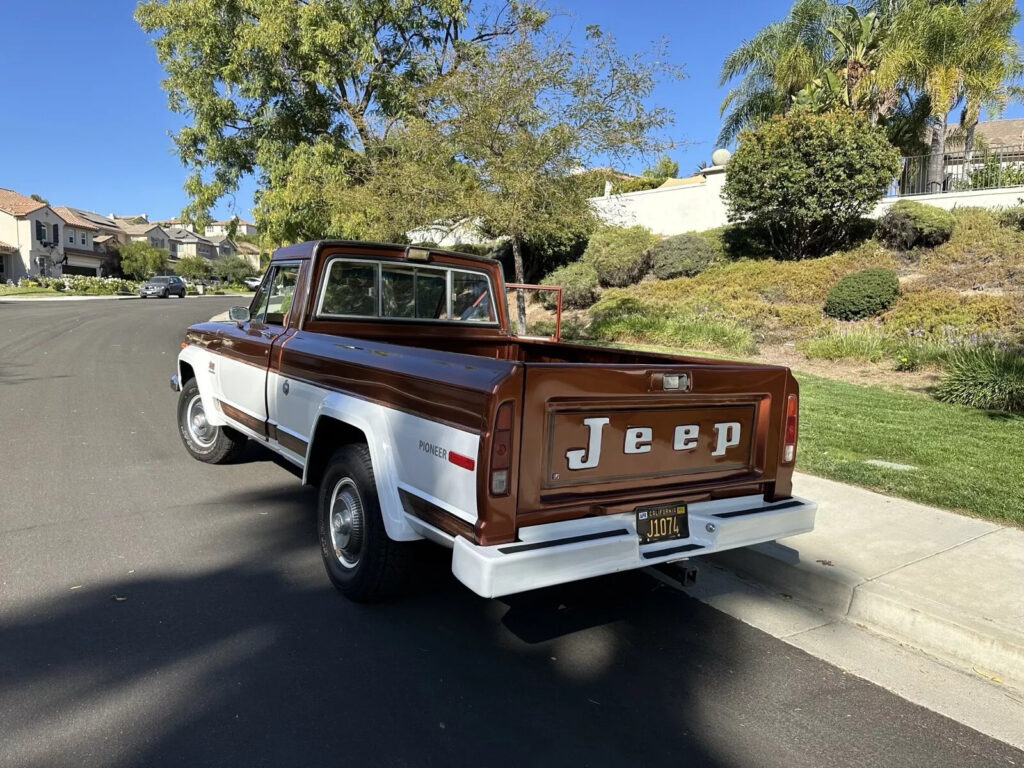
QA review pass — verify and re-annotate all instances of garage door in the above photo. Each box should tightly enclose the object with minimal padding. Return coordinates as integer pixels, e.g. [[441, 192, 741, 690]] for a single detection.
[[63, 265, 99, 276]]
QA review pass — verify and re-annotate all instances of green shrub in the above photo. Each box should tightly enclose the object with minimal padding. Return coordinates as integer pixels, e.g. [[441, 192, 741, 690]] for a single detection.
[[581, 226, 658, 287], [540, 261, 599, 309], [824, 268, 899, 320], [934, 345, 1024, 413], [875, 201, 956, 249], [995, 205, 1024, 230], [590, 309, 757, 356], [800, 327, 888, 362], [648, 234, 715, 279], [587, 289, 644, 323], [883, 289, 1019, 335], [723, 109, 901, 259]]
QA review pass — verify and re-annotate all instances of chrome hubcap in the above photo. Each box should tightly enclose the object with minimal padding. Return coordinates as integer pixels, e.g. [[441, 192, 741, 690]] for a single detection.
[[186, 394, 216, 448], [329, 479, 364, 568]]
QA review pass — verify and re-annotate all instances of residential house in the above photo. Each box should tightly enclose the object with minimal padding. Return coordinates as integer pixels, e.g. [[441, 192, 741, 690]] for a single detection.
[[164, 226, 216, 260], [0, 188, 67, 281], [205, 216, 258, 237], [65, 208, 126, 244], [53, 207, 103, 276], [235, 240, 263, 270], [116, 221, 172, 254], [208, 234, 237, 258]]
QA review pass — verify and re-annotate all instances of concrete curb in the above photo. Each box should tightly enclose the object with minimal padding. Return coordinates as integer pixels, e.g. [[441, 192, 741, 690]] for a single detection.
[[708, 474, 1024, 692], [710, 544, 1024, 689]]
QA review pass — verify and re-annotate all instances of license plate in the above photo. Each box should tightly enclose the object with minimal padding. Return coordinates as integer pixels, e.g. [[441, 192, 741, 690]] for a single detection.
[[636, 503, 688, 544]]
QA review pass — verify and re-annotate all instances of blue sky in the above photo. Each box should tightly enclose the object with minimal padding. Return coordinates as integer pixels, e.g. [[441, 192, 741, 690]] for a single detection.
[[1, 0, 1022, 223]]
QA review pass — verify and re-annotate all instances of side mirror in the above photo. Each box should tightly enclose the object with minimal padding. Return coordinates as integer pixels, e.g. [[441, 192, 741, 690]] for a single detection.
[[228, 306, 250, 325]]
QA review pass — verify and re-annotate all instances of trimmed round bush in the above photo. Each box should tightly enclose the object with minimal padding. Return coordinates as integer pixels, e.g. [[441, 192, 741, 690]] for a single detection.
[[581, 226, 658, 287], [648, 234, 715, 279], [934, 345, 1024, 413], [540, 261, 599, 309], [824, 268, 900, 320], [876, 201, 956, 250]]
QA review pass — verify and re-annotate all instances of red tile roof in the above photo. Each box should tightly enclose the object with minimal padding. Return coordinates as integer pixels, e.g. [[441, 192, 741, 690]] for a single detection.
[[0, 188, 46, 216], [54, 206, 100, 231], [0, 238, 16, 251]]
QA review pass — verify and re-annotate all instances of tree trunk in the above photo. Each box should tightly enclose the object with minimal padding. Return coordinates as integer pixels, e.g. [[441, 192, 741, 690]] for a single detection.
[[926, 114, 947, 194], [511, 235, 527, 336]]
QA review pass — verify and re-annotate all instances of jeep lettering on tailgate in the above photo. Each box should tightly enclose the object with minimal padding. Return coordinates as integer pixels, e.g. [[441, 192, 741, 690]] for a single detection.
[[548, 405, 756, 488]]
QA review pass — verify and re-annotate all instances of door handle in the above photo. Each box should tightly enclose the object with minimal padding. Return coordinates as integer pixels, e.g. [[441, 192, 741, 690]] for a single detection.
[[282, 380, 290, 395]]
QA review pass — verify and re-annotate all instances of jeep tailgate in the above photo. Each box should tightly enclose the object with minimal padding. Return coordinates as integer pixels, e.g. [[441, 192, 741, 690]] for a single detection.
[[516, 362, 795, 517]]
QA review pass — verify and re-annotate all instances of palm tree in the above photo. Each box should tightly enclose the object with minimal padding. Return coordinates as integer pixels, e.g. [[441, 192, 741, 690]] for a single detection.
[[890, 0, 1022, 191], [717, 0, 840, 145]]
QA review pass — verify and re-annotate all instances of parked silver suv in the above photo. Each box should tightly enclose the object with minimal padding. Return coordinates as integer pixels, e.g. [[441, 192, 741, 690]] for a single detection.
[[140, 275, 186, 299]]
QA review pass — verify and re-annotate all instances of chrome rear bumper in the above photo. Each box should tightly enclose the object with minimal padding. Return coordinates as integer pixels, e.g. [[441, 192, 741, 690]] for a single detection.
[[452, 494, 816, 598]]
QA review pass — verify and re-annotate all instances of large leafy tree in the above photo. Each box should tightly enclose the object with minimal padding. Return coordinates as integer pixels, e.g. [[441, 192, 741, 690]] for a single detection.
[[118, 241, 169, 279], [419, 27, 681, 329], [135, 0, 545, 227]]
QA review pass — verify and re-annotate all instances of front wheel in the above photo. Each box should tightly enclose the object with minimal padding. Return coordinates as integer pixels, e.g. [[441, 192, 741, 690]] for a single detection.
[[176, 379, 247, 463], [317, 444, 415, 602]]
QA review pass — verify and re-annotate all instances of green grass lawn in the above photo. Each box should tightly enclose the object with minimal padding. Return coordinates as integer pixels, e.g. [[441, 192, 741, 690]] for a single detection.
[[796, 372, 1024, 526], [0, 286, 60, 296]]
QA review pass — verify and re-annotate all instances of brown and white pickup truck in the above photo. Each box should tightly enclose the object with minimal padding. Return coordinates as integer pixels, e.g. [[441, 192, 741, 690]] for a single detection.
[[172, 241, 815, 601]]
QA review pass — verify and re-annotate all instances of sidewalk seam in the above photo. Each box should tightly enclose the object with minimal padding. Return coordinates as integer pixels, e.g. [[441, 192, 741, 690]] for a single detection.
[[861, 527, 1002, 583]]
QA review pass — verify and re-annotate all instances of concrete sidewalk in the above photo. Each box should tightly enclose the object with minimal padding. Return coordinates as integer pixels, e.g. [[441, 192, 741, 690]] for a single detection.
[[709, 472, 1024, 692]]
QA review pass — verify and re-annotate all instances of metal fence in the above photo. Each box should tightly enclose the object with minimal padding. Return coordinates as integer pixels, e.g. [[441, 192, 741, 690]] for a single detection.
[[892, 144, 1024, 196]]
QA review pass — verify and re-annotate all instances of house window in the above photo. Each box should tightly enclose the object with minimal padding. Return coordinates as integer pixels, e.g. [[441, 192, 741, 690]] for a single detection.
[[80, 232, 86, 245], [36, 220, 45, 242], [68, 229, 75, 244], [0, 254, 6, 279], [53, 223, 59, 243]]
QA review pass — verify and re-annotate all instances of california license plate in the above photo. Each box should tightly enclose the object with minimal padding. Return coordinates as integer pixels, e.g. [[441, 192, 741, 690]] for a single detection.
[[636, 503, 689, 544]]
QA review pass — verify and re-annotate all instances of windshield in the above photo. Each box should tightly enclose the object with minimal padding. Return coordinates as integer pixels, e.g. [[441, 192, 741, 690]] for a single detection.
[[150, 277, 169, 284]]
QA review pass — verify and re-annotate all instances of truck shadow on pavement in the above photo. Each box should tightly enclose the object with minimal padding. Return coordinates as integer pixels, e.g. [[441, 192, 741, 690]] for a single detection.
[[0, 492, 735, 768]]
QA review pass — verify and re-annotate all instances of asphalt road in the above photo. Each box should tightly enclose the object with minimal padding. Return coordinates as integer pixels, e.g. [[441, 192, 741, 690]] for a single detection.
[[0, 297, 1021, 768]]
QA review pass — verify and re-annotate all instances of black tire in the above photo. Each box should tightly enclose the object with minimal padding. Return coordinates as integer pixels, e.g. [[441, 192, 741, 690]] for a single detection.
[[176, 379, 248, 463], [318, 444, 416, 602]]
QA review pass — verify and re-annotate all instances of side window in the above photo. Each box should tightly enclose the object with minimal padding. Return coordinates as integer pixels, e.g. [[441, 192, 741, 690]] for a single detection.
[[453, 272, 494, 322], [320, 261, 378, 317], [252, 264, 300, 326]]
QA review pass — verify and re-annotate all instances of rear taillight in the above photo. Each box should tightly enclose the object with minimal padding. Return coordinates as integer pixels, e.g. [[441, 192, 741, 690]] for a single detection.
[[490, 401, 514, 496], [783, 394, 798, 464]]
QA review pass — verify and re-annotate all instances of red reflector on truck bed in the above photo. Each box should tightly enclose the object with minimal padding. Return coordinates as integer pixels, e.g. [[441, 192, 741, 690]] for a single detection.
[[449, 451, 476, 471]]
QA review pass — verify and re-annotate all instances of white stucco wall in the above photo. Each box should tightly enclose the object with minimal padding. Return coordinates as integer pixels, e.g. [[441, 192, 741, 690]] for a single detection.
[[65, 226, 95, 251], [590, 168, 1024, 236], [872, 185, 1024, 215], [589, 168, 730, 235]]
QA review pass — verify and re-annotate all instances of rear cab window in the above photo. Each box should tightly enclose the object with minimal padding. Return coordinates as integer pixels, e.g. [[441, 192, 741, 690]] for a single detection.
[[316, 258, 496, 325]]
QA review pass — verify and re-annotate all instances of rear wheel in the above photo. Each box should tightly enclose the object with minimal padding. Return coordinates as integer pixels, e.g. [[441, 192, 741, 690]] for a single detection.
[[176, 379, 247, 463], [317, 444, 415, 602]]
